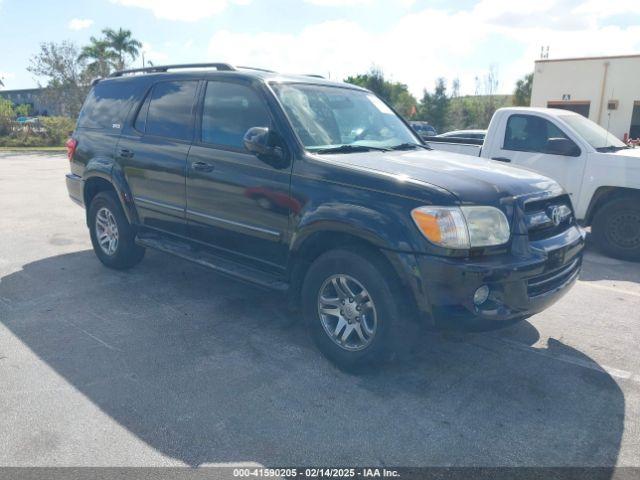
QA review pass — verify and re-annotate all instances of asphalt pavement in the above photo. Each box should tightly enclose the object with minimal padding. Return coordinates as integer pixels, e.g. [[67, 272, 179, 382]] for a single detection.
[[1, 153, 639, 468]]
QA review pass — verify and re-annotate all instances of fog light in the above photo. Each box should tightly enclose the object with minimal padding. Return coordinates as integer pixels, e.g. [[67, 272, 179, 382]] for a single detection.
[[473, 285, 490, 306]]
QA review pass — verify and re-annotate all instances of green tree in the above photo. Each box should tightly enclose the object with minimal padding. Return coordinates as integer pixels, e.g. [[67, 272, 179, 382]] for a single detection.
[[28, 41, 89, 118], [345, 66, 417, 118], [0, 97, 14, 117], [345, 66, 392, 102], [79, 37, 118, 78], [15, 103, 32, 117], [417, 78, 449, 133], [102, 28, 142, 70], [513, 72, 533, 106], [0, 97, 15, 135]]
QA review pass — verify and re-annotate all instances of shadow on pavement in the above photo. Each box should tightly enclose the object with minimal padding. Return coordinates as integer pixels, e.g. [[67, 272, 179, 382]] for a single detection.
[[580, 232, 640, 283], [0, 249, 625, 469]]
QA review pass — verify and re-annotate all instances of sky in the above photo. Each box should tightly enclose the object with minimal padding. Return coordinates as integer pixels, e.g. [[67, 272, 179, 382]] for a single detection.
[[1, 0, 640, 96]]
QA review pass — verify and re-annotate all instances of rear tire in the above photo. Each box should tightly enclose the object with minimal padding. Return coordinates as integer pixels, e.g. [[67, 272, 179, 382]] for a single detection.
[[302, 248, 401, 370], [88, 191, 145, 270], [592, 197, 640, 262]]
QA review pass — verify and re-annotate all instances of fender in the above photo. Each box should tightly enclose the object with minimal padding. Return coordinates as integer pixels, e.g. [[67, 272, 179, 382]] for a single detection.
[[83, 156, 139, 225], [290, 202, 423, 255], [288, 202, 433, 320]]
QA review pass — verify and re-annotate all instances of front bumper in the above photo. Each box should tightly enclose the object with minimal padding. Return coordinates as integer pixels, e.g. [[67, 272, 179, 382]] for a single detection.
[[413, 225, 585, 326]]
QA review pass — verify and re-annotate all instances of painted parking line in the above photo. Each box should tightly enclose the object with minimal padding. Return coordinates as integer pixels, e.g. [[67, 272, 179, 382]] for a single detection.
[[475, 334, 639, 385], [577, 281, 640, 298]]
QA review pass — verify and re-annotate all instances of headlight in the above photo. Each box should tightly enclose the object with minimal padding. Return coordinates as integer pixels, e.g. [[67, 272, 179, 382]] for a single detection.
[[411, 206, 510, 249]]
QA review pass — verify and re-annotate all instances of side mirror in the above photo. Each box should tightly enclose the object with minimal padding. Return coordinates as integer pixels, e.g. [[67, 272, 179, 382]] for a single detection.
[[545, 137, 581, 156], [243, 127, 288, 168]]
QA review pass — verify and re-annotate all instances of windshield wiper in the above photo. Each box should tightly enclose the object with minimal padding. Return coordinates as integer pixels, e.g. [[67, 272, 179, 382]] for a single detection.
[[313, 144, 391, 154], [596, 145, 630, 152], [389, 142, 432, 151]]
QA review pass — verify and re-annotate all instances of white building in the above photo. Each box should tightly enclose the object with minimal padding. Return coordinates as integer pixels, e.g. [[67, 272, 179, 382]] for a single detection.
[[530, 54, 640, 141]]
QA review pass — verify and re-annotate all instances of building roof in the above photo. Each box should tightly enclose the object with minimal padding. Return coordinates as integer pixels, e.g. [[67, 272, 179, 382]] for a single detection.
[[0, 88, 46, 95], [535, 53, 640, 63]]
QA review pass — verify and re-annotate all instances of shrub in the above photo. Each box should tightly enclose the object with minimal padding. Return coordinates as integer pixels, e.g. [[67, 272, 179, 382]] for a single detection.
[[0, 98, 15, 136], [0, 116, 75, 147], [40, 116, 76, 145]]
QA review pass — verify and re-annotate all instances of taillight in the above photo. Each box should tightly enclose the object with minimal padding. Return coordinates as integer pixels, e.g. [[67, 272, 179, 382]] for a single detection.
[[66, 138, 77, 161]]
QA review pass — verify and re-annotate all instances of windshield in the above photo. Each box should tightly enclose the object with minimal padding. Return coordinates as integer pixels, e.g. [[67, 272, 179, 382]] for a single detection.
[[271, 83, 419, 152], [560, 114, 627, 150]]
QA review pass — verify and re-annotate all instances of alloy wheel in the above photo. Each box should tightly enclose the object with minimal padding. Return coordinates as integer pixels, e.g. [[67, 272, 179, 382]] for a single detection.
[[95, 207, 119, 256], [317, 274, 378, 351]]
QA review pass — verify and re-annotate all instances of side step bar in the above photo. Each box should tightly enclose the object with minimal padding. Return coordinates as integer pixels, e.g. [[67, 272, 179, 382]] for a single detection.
[[136, 234, 289, 292]]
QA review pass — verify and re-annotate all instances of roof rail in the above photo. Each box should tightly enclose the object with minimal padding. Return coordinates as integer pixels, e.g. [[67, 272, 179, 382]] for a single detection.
[[110, 63, 236, 77], [304, 74, 325, 79], [236, 66, 277, 73]]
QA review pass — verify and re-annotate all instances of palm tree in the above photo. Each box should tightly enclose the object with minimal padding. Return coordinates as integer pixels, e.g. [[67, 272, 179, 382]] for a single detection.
[[103, 28, 142, 70], [78, 37, 118, 78]]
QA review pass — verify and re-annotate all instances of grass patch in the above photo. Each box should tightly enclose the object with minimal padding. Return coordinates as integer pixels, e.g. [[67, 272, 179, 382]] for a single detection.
[[0, 146, 66, 152]]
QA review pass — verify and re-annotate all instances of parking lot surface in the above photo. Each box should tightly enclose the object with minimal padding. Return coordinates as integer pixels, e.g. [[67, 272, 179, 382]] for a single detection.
[[1, 153, 639, 467]]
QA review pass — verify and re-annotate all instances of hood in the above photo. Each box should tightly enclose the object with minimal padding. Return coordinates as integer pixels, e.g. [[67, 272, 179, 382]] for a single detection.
[[611, 147, 640, 159], [320, 149, 562, 205]]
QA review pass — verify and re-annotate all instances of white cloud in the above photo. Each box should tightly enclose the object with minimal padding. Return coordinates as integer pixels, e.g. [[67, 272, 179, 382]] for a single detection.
[[68, 18, 94, 30], [141, 42, 169, 64], [0, 71, 15, 88], [207, 0, 640, 96], [110, 0, 250, 22], [572, 0, 640, 18], [304, 0, 371, 5], [304, 0, 416, 6]]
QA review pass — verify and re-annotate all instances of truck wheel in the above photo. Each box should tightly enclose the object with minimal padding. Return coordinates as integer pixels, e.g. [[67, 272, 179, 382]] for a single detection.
[[302, 248, 400, 369], [592, 196, 640, 262], [88, 191, 145, 270]]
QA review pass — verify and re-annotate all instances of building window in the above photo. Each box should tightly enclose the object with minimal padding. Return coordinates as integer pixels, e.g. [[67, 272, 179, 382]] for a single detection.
[[547, 101, 591, 118]]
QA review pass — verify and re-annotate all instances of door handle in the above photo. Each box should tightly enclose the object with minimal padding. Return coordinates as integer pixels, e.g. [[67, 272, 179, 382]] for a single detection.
[[191, 161, 215, 172], [491, 157, 511, 163], [119, 148, 134, 159]]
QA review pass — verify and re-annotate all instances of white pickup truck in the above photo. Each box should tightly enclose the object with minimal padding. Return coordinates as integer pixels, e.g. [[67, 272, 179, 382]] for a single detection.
[[425, 107, 640, 261]]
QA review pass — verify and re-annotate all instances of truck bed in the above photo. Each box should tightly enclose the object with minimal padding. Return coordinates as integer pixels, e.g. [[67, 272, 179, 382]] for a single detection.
[[424, 136, 483, 156]]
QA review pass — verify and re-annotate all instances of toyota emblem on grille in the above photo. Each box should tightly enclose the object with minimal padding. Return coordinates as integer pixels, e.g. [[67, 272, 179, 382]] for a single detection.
[[547, 205, 569, 226]]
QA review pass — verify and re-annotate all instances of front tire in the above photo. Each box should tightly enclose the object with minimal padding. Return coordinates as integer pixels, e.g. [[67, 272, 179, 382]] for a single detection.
[[592, 197, 640, 262], [88, 191, 145, 270], [302, 248, 400, 369]]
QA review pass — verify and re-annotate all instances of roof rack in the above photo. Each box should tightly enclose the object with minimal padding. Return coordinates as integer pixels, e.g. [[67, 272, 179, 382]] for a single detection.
[[236, 66, 276, 73], [110, 63, 237, 77]]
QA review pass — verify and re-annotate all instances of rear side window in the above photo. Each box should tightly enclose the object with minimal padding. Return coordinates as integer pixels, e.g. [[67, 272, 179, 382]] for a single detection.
[[142, 81, 197, 141], [201, 81, 271, 149], [77, 80, 138, 129]]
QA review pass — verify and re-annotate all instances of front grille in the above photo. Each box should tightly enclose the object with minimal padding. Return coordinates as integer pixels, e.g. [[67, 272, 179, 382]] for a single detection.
[[524, 194, 574, 241], [527, 258, 580, 297]]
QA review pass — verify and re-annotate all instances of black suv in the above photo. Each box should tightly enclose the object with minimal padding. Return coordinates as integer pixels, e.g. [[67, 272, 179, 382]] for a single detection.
[[65, 63, 585, 368]]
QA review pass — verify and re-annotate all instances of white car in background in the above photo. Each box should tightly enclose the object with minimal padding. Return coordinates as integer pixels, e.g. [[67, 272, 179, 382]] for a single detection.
[[436, 129, 487, 141], [426, 107, 640, 261]]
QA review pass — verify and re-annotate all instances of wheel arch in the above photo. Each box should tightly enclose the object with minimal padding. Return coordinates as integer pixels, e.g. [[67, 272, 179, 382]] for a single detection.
[[83, 173, 138, 226], [585, 186, 640, 226], [287, 225, 425, 321]]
